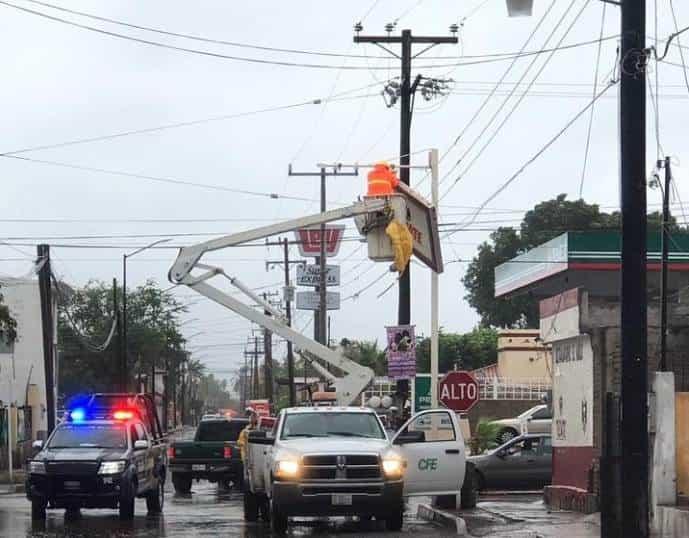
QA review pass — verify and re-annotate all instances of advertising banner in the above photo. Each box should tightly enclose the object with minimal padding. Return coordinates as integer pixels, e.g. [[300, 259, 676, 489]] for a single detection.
[[386, 325, 416, 380]]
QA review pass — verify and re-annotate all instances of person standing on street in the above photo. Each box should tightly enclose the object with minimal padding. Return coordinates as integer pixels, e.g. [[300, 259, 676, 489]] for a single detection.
[[237, 408, 258, 463]]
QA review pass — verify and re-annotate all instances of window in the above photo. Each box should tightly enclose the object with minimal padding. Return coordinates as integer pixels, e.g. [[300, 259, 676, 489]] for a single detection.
[[541, 436, 553, 455], [400, 411, 456, 442], [130, 425, 139, 445], [196, 420, 247, 442], [505, 437, 541, 457], [49, 425, 127, 450], [135, 423, 147, 442], [280, 412, 385, 440], [532, 407, 552, 420]]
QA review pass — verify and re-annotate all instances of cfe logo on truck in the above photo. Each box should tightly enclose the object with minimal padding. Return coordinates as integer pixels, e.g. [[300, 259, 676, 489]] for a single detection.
[[418, 457, 439, 471]]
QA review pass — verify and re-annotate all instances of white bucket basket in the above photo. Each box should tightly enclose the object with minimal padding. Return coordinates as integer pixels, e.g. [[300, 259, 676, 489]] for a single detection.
[[354, 195, 407, 262]]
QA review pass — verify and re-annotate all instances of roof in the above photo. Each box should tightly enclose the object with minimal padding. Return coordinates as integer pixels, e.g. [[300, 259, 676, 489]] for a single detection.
[[495, 231, 689, 298], [282, 406, 375, 414]]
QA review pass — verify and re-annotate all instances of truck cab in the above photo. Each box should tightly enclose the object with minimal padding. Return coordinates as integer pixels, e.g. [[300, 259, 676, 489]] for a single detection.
[[25, 402, 166, 521], [244, 406, 473, 534]]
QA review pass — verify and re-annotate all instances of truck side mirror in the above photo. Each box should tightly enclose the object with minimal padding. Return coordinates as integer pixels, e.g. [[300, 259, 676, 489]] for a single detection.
[[248, 431, 274, 445], [32, 440, 44, 451], [134, 440, 149, 451]]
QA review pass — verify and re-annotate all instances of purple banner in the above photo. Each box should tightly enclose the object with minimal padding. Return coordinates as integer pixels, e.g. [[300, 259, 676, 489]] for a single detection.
[[386, 325, 416, 380]]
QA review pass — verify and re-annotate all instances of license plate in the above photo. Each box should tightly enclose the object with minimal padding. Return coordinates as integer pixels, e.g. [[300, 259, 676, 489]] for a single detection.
[[64, 480, 80, 490], [192, 464, 206, 471], [332, 494, 352, 506]]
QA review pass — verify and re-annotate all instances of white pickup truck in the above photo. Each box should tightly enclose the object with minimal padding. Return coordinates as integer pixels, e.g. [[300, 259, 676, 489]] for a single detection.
[[244, 406, 477, 534]]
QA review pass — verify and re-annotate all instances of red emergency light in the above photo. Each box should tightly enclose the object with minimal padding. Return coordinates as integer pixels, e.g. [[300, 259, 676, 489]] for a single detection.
[[113, 409, 135, 421]]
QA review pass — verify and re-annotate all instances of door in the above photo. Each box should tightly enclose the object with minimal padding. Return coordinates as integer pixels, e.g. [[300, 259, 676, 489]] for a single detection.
[[130, 424, 148, 492], [530, 436, 552, 486], [492, 436, 543, 488], [526, 406, 552, 434], [392, 410, 463, 496]]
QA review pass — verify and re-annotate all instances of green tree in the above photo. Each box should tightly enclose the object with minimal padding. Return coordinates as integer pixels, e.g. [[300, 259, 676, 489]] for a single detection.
[[0, 284, 17, 344], [416, 328, 498, 373], [339, 338, 387, 376], [462, 194, 677, 328]]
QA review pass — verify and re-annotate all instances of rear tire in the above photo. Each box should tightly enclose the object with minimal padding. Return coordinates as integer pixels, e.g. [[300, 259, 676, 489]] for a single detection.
[[243, 490, 259, 522], [31, 499, 46, 521], [385, 504, 404, 531], [461, 462, 479, 509], [497, 428, 518, 445], [271, 501, 288, 535], [146, 480, 165, 514], [172, 473, 192, 494]]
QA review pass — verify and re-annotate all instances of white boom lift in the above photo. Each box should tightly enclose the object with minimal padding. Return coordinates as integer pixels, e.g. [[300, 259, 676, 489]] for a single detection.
[[169, 196, 405, 405], [168, 160, 443, 407]]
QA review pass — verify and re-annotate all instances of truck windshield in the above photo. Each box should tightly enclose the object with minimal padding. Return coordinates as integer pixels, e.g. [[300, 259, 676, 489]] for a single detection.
[[48, 425, 127, 449], [196, 420, 246, 442], [281, 412, 385, 440]]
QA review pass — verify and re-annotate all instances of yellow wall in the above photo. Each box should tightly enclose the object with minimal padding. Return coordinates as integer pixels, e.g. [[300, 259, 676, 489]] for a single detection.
[[497, 330, 551, 381], [676, 393, 689, 497]]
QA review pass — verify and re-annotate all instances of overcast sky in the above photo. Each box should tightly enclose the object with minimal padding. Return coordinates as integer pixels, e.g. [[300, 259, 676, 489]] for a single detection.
[[2, 0, 688, 383]]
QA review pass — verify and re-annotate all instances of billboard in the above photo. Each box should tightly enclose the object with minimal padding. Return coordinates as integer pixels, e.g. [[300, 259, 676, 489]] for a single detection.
[[294, 225, 346, 258], [386, 325, 416, 380]]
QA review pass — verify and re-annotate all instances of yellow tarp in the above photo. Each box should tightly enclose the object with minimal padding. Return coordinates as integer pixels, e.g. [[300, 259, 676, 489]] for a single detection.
[[385, 220, 413, 273]]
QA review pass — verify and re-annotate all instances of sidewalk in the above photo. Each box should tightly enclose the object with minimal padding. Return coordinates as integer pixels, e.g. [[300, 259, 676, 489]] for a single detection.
[[418, 493, 601, 537], [0, 469, 26, 495]]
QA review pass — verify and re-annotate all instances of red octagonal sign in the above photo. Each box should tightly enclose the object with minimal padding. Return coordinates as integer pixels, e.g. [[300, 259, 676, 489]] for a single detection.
[[439, 371, 479, 413]]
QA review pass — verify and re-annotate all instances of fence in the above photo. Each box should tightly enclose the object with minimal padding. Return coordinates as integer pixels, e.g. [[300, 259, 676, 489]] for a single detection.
[[478, 377, 551, 401]]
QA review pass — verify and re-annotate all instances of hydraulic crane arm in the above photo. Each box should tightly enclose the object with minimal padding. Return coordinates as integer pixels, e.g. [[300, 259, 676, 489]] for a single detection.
[[168, 196, 404, 406]]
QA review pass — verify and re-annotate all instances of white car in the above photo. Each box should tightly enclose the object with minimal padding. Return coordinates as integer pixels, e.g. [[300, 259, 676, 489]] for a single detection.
[[244, 406, 476, 534], [492, 404, 552, 444]]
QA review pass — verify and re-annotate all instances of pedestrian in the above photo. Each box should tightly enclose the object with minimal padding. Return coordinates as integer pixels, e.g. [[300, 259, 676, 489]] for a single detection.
[[237, 408, 258, 464]]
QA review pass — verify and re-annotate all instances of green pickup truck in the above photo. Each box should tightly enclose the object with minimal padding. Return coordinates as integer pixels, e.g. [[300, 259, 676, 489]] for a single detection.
[[168, 418, 248, 493]]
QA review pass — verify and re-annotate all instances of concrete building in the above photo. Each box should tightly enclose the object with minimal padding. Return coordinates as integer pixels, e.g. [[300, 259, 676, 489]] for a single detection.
[[497, 329, 551, 382], [0, 277, 56, 468]]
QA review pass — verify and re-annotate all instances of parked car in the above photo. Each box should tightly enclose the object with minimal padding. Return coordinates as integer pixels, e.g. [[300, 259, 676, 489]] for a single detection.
[[492, 404, 552, 444], [468, 433, 552, 491], [169, 418, 247, 493]]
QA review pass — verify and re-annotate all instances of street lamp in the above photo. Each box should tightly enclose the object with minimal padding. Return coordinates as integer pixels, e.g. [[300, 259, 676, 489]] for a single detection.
[[506, 0, 533, 17], [122, 238, 171, 391]]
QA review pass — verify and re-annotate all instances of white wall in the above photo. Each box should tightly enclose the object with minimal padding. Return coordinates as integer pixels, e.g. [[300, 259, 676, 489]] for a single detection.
[[0, 278, 50, 435]]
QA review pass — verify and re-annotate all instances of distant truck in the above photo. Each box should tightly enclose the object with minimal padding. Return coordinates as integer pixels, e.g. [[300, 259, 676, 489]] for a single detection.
[[168, 417, 247, 493], [244, 406, 477, 535]]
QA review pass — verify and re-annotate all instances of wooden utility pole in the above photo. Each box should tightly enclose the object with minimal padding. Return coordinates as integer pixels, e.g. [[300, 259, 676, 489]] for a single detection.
[[659, 156, 672, 372], [37, 244, 56, 434], [262, 293, 274, 403]]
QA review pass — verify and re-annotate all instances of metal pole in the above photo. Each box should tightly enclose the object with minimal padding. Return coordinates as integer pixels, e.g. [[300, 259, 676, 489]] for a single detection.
[[319, 168, 327, 345], [113, 278, 121, 392], [398, 29, 412, 327], [37, 244, 55, 434], [430, 149, 439, 408], [659, 157, 671, 372], [7, 351, 15, 482], [284, 238, 296, 406], [122, 254, 128, 392], [619, 0, 648, 534]]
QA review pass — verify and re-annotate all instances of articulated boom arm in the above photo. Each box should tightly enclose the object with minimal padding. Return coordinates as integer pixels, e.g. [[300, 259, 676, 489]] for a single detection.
[[168, 197, 396, 406]]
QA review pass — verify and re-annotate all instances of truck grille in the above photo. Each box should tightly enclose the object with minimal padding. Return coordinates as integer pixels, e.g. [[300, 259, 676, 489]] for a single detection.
[[46, 462, 99, 475], [301, 454, 381, 481]]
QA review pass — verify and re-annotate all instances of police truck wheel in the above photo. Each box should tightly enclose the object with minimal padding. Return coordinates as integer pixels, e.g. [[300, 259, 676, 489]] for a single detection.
[[270, 501, 288, 535], [243, 490, 259, 522], [172, 473, 192, 494], [31, 499, 46, 521], [146, 480, 164, 514], [385, 504, 404, 531]]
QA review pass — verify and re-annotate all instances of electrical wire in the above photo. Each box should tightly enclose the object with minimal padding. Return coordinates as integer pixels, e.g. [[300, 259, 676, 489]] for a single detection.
[[669, 0, 689, 96], [579, 1, 606, 198], [445, 80, 618, 238], [441, 0, 594, 201]]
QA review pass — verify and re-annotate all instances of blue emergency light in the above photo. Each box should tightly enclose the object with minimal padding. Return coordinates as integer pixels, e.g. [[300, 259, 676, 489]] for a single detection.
[[69, 408, 86, 422]]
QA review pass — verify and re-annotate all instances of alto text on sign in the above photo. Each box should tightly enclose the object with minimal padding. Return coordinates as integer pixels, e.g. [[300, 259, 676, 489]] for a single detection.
[[438, 371, 479, 413]]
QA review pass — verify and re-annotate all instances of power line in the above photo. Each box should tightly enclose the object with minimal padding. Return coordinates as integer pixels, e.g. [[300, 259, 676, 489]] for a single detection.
[[445, 79, 618, 238], [669, 0, 689, 96], [0, 85, 381, 157], [0, 1, 619, 71]]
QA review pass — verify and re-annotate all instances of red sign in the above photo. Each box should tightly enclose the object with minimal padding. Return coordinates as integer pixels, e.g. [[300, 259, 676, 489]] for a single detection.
[[295, 225, 346, 258], [247, 399, 271, 417], [439, 371, 479, 413]]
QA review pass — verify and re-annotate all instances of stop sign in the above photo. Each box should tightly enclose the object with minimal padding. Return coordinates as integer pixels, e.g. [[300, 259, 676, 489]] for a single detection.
[[439, 371, 479, 412]]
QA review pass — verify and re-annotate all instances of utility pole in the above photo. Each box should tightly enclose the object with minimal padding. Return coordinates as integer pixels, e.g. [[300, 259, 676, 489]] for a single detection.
[[287, 166, 358, 344], [618, 0, 648, 535], [112, 278, 121, 392], [354, 25, 457, 404], [253, 336, 260, 398], [659, 157, 672, 372], [244, 335, 263, 400], [262, 292, 277, 404], [37, 244, 56, 434]]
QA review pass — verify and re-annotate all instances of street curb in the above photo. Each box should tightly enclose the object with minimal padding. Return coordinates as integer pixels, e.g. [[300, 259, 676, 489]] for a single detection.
[[417, 503, 468, 535], [0, 483, 25, 495]]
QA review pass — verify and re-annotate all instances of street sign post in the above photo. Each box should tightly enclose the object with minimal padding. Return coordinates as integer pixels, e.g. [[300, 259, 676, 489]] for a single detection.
[[438, 371, 479, 413], [296, 291, 340, 311], [296, 264, 341, 287]]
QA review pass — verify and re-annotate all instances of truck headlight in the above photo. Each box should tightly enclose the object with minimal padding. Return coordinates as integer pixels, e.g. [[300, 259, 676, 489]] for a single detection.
[[275, 460, 299, 478], [382, 458, 403, 478], [98, 461, 127, 475], [28, 461, 46, 475]]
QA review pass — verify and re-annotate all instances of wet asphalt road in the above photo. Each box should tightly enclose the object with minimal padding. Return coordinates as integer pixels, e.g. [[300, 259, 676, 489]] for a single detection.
[[0, 480, 452, 538]]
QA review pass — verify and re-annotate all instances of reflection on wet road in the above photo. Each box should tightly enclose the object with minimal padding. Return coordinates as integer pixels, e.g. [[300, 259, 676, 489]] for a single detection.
[[0, 480, 450, 537]]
